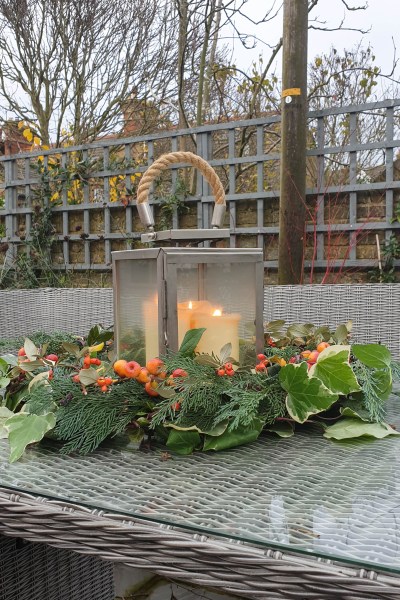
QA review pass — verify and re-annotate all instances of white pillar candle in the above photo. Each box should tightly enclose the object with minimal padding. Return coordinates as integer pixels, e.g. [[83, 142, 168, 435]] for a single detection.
[[143, 298, 159, 362], [192, 309, 241, 360], [177, 300, 213, 346]]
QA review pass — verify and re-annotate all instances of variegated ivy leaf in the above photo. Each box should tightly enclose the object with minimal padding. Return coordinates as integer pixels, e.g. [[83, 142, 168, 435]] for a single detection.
[[5, 412, 56, 462], [0, 407, 13, 439], [309, 345, 361, 396], [279, 362, 338, 424]]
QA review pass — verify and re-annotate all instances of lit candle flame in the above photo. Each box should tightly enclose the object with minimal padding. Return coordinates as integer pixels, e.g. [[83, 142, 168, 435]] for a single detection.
[[212, 309, 222, 317], [188, 301, 193, 309]]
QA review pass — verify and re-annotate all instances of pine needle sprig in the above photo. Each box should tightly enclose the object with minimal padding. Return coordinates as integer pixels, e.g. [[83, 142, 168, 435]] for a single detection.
[[214, 373, 287, 430], [390, 361, 400, 382], [351, 359, 387, 422], [151, 368, 227, 430], [54, 379, 150, 455]]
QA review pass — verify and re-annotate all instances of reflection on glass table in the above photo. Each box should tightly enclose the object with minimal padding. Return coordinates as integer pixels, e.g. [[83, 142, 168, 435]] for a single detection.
[[1, 392, 400, 576]]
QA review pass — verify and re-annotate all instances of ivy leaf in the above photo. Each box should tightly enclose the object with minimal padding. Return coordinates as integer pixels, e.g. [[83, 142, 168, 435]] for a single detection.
[[309, 346, 361, 395], [0, 407, 13, 439], [24, 338, 39, 361], [333, 323, 351, 343], [219, 343, 232, 364], [324, 418, 400, 441], [166, 420, 228, 436], [5, 412, 57, 462], [265, 421, 295, 437], [166, 429, 201, 455], [194, 353, 219, 368], [340, 397, 370, 421], [1, 354, 18, 367], [78, 367, 99, 386], [280, 362, 338, 424], [62, 342, 81, 357], [0, 376, 10, 390], [203, 418, 264, 451], [352, 344, 392, 369], [179, 328, 206, 357]]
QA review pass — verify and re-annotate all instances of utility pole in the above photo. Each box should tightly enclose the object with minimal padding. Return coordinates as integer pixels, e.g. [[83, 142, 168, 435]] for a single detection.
[[278, 0, 308, 284]]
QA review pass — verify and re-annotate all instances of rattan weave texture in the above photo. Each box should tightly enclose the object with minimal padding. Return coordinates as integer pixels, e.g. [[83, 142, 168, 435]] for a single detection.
[[264, 283, 400, 360], [0, 533, 114, 600], [1, 485, 400, 600], [0, 391, 400, 598], [0, 287, 113, 337]]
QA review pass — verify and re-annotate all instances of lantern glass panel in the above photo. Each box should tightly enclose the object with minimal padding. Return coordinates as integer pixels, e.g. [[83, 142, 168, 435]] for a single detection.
[[114, 258, 158, 364], [176, 262, 257, 361]]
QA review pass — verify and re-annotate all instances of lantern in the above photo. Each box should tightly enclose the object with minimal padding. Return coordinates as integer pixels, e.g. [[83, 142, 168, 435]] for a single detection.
[[112, 152, 264, 365]]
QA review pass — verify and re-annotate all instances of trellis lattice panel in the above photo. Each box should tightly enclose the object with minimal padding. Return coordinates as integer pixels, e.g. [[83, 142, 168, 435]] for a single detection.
[[1, 99, 400, 276]]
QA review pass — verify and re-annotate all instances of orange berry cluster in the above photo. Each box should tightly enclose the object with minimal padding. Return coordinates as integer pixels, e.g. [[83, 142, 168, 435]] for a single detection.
[[96, 376, 113, 393], [301, 342, 330, 368], [216, 362, 235, 376], [255, 353, 269, 372], [113, 357, 167, 398], [83, 356, 101, 368]]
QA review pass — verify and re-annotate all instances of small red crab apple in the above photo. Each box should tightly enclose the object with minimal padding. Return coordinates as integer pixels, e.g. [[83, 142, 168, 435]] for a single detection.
[[45, 354, 59, 363], [124, 360, 141, 378]]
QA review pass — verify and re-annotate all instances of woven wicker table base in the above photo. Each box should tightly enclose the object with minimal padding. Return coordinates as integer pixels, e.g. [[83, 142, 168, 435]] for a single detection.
[[1, 487, 400, 600]]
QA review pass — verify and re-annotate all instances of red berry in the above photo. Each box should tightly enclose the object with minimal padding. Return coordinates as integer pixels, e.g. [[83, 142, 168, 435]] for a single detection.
[[83, 356, 91, 368], [100, 384, 108, 392], [255, 363, 266, 372], [171, 401, 181, 411], [257, 353, 266, 361], [18, 347, 26, 357], [217, 368, 226, 376], [289, 357, 297, 364], [225, 369, 235, 376], [224, 362, 233, 371], [48, 369, 54, 380], [172, 368, 188, 378], [72, 374, 80, 383], [45, 354, 58, 362]]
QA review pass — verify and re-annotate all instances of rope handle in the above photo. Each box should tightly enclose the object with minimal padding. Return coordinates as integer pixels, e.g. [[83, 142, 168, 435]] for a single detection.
[[137, 151, 226, 206]]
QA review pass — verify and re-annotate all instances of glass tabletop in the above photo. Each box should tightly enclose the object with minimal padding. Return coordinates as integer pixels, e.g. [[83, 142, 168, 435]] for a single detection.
[[1, 392, 400, 575]]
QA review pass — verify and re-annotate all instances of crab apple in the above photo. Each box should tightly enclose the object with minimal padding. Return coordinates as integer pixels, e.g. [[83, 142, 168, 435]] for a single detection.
[[17, 347, 26, 357], [172, 368, 188, 378], [307, 350, 320, 364], [301, 350, 311, 359], [225, 368, 235, 376], [316, 342, 330, 353], [145, 380, 159, 397], [257, 353, 266, 361], [124, 360, 141, 379], [45, 354, 59, 363], [217, 368, 226, 376], [146, 358, 164, 376], [113, 359, 128, 377], [83, 356, 91, 368], [255, 363, 266, 372], [136, 367, 151, 384]]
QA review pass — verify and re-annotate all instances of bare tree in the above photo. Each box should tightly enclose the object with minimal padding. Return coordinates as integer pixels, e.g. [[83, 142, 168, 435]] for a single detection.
[[0, 0, 177, 145]]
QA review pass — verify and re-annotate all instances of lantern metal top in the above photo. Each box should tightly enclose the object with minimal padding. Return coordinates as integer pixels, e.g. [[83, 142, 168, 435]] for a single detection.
[[136, 151, 228, 243]]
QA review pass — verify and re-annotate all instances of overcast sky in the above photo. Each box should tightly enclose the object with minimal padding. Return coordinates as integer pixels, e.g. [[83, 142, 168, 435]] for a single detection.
[[228, 0, 399, 80]]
